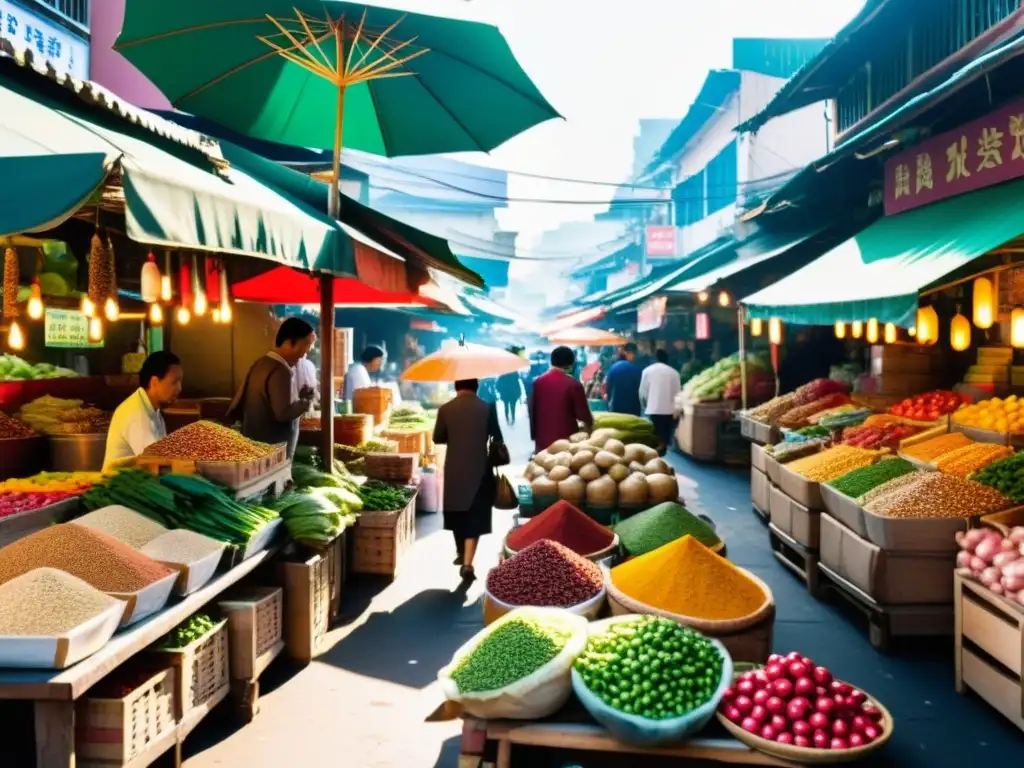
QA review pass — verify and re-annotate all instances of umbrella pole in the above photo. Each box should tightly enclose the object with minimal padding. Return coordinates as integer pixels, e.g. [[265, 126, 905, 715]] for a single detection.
[[320, 274, 336, 471], [738, 305, 748, 411], [328, 23, 347, 220]]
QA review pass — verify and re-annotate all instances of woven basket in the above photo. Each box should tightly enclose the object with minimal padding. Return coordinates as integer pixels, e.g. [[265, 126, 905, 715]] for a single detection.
[[503, 532, 620, 563]]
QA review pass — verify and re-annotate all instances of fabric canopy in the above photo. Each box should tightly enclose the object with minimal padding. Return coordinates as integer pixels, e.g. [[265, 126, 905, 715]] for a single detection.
[[540, 307, 606, 336], [744, 177, 1024, 326], [608, 239, 737, 311], [462, 292, 525, 325], [232, 266, 438, 307], [668, 232, 816, 295]]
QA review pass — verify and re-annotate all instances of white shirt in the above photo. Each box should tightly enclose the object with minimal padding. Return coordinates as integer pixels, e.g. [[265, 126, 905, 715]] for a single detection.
[[296, 358, 317, 396], [103, 388, 167, 470], [342, 362, 372, 400], [639, 362, 681, 416]]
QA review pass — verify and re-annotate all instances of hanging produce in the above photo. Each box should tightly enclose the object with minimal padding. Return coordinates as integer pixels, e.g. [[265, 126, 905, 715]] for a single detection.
[[140, 252, 161, 303], [87, 232, 111, 310], [2, 247, 17, 320]]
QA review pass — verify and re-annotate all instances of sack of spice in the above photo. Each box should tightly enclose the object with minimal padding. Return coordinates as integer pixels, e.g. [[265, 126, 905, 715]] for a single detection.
[[437, 607, 588, 719]]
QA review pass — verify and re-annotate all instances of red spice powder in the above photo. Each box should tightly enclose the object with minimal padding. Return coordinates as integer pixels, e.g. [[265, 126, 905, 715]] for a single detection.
[[506, 500, 614, 556]]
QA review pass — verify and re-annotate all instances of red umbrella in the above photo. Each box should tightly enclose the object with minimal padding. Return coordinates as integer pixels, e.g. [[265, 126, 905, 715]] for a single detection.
[[232, 266, 439, 307]]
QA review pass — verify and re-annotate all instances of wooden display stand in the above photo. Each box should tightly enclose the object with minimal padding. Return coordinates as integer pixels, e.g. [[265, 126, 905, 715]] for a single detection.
[[280, 554, 331, 664], [217, 587, 285, 723], [351, 494, 417, 578]]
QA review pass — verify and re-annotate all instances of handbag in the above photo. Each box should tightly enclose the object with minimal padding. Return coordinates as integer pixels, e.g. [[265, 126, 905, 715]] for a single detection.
[[493, 470, 519, 510], [488, 437, 511, 468]]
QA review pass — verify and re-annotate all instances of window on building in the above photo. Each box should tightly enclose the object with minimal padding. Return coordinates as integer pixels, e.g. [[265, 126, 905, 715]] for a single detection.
[[705, 141, 738, 216], [672, 171, 706, 227]]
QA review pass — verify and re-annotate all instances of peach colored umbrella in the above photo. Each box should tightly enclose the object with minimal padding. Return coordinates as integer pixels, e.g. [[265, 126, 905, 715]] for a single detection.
[[400, 338, 528, 382], [548, 327, 625, 346]]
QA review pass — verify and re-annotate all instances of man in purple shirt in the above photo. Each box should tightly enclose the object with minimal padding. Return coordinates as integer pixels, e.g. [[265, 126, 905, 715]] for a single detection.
[[528, 346, 593, 455]]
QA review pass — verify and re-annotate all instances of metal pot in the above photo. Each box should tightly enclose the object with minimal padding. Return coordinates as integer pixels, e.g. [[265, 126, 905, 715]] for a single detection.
[[50, 433, 106, 472]]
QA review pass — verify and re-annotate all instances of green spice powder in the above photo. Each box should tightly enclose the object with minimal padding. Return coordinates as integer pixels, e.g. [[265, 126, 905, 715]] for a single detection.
[[827, 458, 915, 499], [451, 617, 570, 694], [614, 502, 720, 556]]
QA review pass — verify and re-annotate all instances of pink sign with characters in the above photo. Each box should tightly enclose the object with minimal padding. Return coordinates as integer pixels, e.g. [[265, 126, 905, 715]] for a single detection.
[[645, 225, 677, 257], [884, 98, 1024, 215]]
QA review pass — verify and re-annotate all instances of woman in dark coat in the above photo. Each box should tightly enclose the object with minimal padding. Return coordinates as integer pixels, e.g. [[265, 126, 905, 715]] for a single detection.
[[432, 379, 505, 581]]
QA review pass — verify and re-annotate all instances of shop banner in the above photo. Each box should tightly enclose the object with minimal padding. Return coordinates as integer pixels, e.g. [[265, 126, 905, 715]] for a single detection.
[[645, 226, 676, 257], [0, 2, 89, 79], [44, 308, 102, 348], [884, 97, 1024, 216], [695, 312, 711, 340], [637, 296, 667, 333]]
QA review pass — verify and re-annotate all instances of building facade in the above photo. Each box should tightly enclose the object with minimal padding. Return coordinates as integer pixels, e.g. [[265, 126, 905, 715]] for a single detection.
[[0, 0, 90, 78]]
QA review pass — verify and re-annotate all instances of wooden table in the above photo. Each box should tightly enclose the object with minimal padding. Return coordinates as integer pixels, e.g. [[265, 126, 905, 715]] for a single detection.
[[0, 548, 277, 768]]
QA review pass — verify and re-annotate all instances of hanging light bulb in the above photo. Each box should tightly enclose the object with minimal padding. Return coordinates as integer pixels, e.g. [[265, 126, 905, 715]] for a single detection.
[[149, 302, 163, 326], [7, 321, 24, 351], [104, 297, 119, 322], [219, 300, 232, 323], [851, 321, 863, 339], [80, 295, 95, 318], [973, 276, 995, 329], [88, 317, 103, 342], [191, 255, 207, 317], [140, 252, 161, 303], [218, 262, 232, 323], [194, 290, 208, 317], [834, 321, 846, 339], [884, 323, 897, 344], [768, 318, 783, 345], [160, 252, 173, 302], [176, 306, 191, 325], [1012, 307, 1024, 349], [950, 311, 971, 351], [26, 279, 43, 320], [908, 326, 917, 337], [916, 305, 939, 345], [212, 308, 222, 323], [750, 317, 762, 337], [697, 290, 709, 304], [717, 291, 730, 307], [866, 318, 880, 344]]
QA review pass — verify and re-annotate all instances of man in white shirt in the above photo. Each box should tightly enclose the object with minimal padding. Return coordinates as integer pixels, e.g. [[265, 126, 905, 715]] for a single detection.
[[295, 355, 318, 412], [639, 348, 681, 453], [103, 351, 183, 470], [342, 345, 385, 401]]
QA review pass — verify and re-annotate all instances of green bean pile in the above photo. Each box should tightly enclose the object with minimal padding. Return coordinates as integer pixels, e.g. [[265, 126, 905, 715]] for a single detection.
[[450, 617, 571, 693]]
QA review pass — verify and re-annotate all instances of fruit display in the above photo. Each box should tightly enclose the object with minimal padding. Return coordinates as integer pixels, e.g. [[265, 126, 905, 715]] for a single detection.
[[956, 527, 1024, 603], [0, 355, 77, 381], [719, 653, 888, 751], [953, 395, 1024, 433], [142, 420, 276, 462], [972, 452, 1024, 501], [590, 413, 661, 448], [267, 487, 361, 542], [934, 443, 1013, 478], [0, 491, 76, 518], [888, 390, 968, 420], [0, 471, 102, 494], [0, 412, 35, 439], [387, 405, 436, 431], [682, 352, 772, 404]]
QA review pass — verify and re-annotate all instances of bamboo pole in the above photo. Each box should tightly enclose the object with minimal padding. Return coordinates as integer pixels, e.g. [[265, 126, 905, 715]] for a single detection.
[[320, 275, 336, 469], [737, 305, 748, 411]]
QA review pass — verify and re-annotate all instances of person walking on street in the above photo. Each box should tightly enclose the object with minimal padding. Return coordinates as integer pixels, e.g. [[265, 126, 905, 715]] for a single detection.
[[432, 379, 505, 581], [529, 346, 593, 455], [497, 370, 524, 426], [604, 342, 643, 416], [641, 349, 681, 452]]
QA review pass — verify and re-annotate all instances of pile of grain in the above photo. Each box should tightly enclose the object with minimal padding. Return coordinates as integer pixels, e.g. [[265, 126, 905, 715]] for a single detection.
[[141, 530, 224, 564], [0, 568, 121, 635], [142, 420, 274, 462], [73, 505, 168, 548], [0, 524, 174, 593]]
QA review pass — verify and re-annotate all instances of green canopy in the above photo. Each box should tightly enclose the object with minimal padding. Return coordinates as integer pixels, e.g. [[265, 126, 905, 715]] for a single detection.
[[668, 232, 816, 295], [744, 178, 1024, 327], [607, 239, 737, 311], [0, 152, 111, 236]]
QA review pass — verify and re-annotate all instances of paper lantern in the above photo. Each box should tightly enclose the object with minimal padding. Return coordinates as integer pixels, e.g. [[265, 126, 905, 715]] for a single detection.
[[26, 279, 43, 321], [140, 253, 161, 303], [851, 321, 863, 339], [104, 297, 119, 322], [866, 318, 879, 344], [768, 318, 783, 345], [7, 321, 24, 351], [750, 318, 762, 337], [176, 306, 191, 325], [695, 312, 710, 340], [149, 302, 163, 326], [697, 290, 709, 304], [717, 291, 730, 307], [950, 312, 971, 351], [884, 323, 897, 344], [160, 252, 173, 302], [1013, 307, 1024, 349], [834, 321, 846, 339], [88, 317, 103, 342], [916, 306, 939, 345], [973, 276, 995, 329]]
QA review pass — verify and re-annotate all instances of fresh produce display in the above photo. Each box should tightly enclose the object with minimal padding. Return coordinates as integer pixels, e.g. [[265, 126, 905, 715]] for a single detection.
[[0, 471, 102, 494], [268, 487, 361, 542], [826, 459, 916, 499], [841, 420, 921, 450], [777, 394, 851, 429], [0, 490, 76, 518], [526, 436, 677, 515], [610, 535, 764, 620], [864, 473, 1009, 519], [767, 439, 825, 464], [816, 409, 872, 430], [590, 413, 661, 448], [0, 411, 35, 438], [0, 568, 121, 636], [746, 379, 850, 426], [388, 405, 436, 430], [805, 404, 859, 425], [746, 393, 798, 426], [856, 472, 929, 505], [889, 390, 968, 420], [356, 479, 414, 511], [360, 439, 398, 453], [140, 529, 225, 563], [506, 500, 615, 556], [719, 653, 886, 750], [72, 505, 169, 548], [681, 352, 771, 404], [0, 524, 174, 593], [449, 614, 573, 694], [934, 443, 1013, 478], [0, 355, 76, 381], [18, 396, 111, 435], [575, 616, 726, 720], [971, 452, 1024, 501], [486, 540, 604, 608], [900, 432, 973, 462], [787, 446, 881, 483], [142, 420, 276, 462], [89, 662, 169, 698], [956, 527, 1024, 602], [792, 379, 850, 407], [157, 613, 218, 649], [953, 395, 1024, 433], [613, 502, 720, 556], [291, 463, 347, 490]]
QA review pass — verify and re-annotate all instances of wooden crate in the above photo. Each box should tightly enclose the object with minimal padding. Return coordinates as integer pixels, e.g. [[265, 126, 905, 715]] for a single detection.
[[151, 620, 231, 720], [280, 553, 332, 663], [363, 452, 417, 483], [335, 414, 374, 446], [956, 572, 1024, 731], [353, 387, 393, 426], [217, 587, 285, 681], [76, 667, 177, 765], [134, 444, 287, 490], [379, 429, 427, 456], [352, 495, 416, 577]]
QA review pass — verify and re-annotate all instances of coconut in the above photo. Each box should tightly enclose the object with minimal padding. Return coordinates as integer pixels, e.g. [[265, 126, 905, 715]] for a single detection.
[[531, 475, 557, 500], [623, 444, 648, 465], [557, 476, 587, 505], [548, 465, 571, 483], [603, 438, 626, 457], [551, 451, 573, 468], [586, 475, 617, 510], [570, 431, 590, 443], [578, 462, 602, 482], [569, 450, 596, 474], [643, 458, 671, 476], [547, 439, 572, 454], [523, 462, 540, 481], [647, 474, 679, 504], [607, 463, 630, 483], [636, 445, 659, 464], [588, 428, 619, 449], [594, 450, 622, 471], [618, 472, 649, 509]]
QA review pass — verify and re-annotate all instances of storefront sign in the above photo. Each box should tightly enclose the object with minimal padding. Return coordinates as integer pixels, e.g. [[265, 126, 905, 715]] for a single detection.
[[645, 226, 677, 257], [44, 308, 102, 348], [637, 296, 667, 333], [884, 97, 1024, 215], [695, 312, 711, 340], [0, 1, 89, 79]]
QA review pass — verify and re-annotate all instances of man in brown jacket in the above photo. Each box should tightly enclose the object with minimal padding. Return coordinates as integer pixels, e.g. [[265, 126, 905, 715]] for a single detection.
[[226, 317, 316, 458]]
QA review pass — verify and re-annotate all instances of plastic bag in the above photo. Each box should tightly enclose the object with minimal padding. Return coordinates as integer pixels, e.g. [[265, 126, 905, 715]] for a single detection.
[[572, 615, 734, 746], [438, 607, 588, 720]]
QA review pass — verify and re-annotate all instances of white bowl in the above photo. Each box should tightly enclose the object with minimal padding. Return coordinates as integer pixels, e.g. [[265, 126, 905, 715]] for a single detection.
[[0, 599, 125, 669], [110, 572, 180, 626]]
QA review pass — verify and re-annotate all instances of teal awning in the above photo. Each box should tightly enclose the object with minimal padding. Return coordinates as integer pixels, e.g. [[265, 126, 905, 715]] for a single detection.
[[668, 232, 815, 295], [0, 72, 343, 272], [608, 239, 737, 311], [743, 178, 1024, 327]]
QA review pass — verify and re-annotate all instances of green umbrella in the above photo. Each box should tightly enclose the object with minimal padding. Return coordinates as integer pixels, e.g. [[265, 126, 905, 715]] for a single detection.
[[116, 1, 559, 215]]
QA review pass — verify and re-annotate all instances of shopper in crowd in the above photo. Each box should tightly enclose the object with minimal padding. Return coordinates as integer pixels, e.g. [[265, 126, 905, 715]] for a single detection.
[[432, 378, 505, 581], [226, 317, 316, 459], [496, 368, 524, 426], [640, 348, 682, 452], [605, 342, 644, 416], [342, 345, 385, 401], [529, 345, 593, 455], [103, 351, 183, 470]]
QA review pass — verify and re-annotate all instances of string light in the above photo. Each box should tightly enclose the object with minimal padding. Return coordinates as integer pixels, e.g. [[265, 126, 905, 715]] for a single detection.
[[176, 306, 191, 325], [717, 291, 730, 307], [834, 321, 846, 339], [149, 303, 163, 326], [697, 290, 709, 303], [750, 317, 762, 337], [851, 321, 863, 339], [26, 280, 43, 320], [104, 297, 119, 322], [7, 321, 24, 350], [88, 317, 103, 342], [884, 323, 897, 344], [80, 296, 95, 318]]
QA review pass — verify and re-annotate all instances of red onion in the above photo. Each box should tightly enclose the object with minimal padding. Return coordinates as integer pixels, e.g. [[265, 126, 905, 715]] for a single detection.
[[1001, 538, 1017, 552], [772, 678, 794, 699], [976, 537, 1001, 563], [753, 671, 772, 689], [723, 687, 736, 701], [861, 705, 883, 722], [791, 720, 812, 737], [776, 732, 794, 745], [812, 666, 833, 686], [815, 697, 835, 715], [1010, 527, 1024, 545], [794, 677, 816, 697], [830, 681, 852, 696], [963, 528, 986, 551], [991, 583, 1006, 595], [852, 715, 870, 733], [981, 566, 1003, 587], [956, 550, 973, 569], [767, 653, 783, 664], [765, 696, 785, 715], [734, 695, 753, 714], [794, 735, 811, 748], [1002, 575, 1024, 592], [809, 712, 830, 730], [784, 651, 803, 663], [812, 730, 829, 749], [831, 737, 849, 750], [849, 690, 867, 707], [955, 531, 966, 547], [741, 717, 760, 734], [970, 555, 988, 573], [760, 724, 777, 741]]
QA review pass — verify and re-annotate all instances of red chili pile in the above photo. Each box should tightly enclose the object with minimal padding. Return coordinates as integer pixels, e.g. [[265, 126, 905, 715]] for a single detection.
[[506, 500, 615, 556], [487, 539, 604, 608]]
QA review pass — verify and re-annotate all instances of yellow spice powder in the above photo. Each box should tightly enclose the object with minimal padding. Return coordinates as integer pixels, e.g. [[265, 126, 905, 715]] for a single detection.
[[787, 445, 880, 482]]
